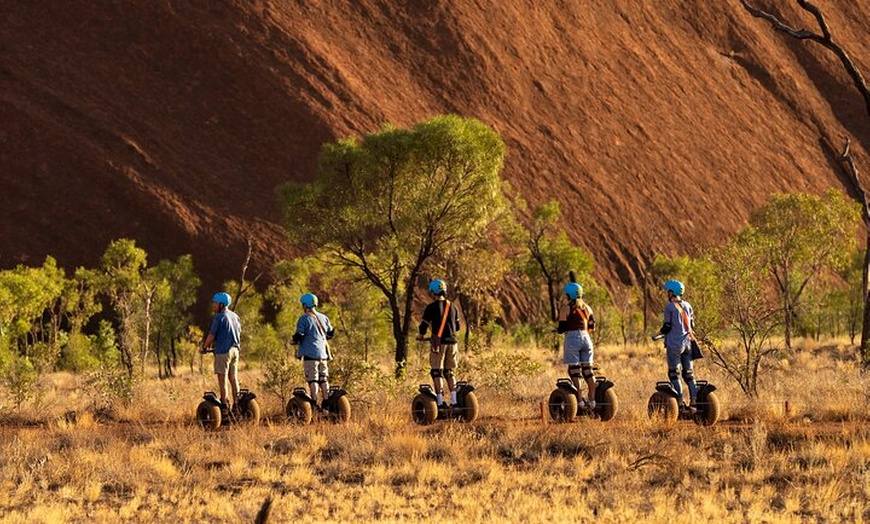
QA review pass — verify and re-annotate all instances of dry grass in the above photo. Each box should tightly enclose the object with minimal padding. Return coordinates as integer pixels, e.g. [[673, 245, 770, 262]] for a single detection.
[[1, 340, 869, 523]]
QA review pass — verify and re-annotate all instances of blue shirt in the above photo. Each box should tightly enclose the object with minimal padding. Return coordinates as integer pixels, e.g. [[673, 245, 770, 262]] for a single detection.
[[296, 310, 333, 359], [663, 299, 694, 351], [209, 309, 241, 354]]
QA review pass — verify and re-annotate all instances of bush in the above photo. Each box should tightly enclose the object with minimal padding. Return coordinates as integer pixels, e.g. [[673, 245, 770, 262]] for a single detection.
[[58, 331, 100, 372], [3, 355, 41, 410], [465, 348, 541, 393], [84, 364, 137, 412], [258, 342, 302, 409]]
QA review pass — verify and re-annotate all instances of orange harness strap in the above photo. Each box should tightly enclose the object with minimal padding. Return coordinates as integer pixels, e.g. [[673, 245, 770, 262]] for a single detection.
[[673, 302, 695, 341], [436, 300, 452, 339]]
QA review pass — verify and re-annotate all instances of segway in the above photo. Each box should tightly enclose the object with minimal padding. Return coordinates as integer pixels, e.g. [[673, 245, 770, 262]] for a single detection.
[[286, 386, 351, 425], [196, 389, 261, 430], [411, 382, 479, 425], [647, 335, 720, 426], [195, 349, 261, 430], [647, 380, 720, 426], [548, 369, 618, 423]]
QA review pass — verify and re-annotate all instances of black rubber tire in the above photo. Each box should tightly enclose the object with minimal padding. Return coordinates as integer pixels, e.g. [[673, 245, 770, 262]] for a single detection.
[[548, 388, 578, 423], [596, 388, 618, 422], [460, 391, 479, 423], [647, 392, 678, 423], [196, 401, 221, 430], [286, 397, 313, 425], [241, 398, 261, 426], [411, 394, 438, 425], [334, 395, 352, 423], [695, 391, 720, 427]]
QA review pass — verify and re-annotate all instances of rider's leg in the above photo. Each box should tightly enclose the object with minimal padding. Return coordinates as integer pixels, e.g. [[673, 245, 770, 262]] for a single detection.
[[564, 333, 583, 401], [579, 333, 596, 405], [568, 365, 583, 392], [681, 351, 698, 406], [318, 360, 330, 402], [304, 360, 320, 399], [228, 347, 240, 408], [581, 363, 597, 406], [443, 344, 459, 405], [213, 352, 230, 408], [430, 349, 445, 405], [430, 368, 444, 404], [666, 349, 683, 402]]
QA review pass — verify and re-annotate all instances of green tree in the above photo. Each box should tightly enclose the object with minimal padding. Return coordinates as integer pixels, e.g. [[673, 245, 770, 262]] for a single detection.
[[280, 115, 506, 377], [707, 235, 782, 396], [0, 257, 66, 370], [521, 200, 595, 323], [746, 190, 860, 349], [840, 249, 865, 345], [149, 255, 201, 378], [98, 239, 148, 376]]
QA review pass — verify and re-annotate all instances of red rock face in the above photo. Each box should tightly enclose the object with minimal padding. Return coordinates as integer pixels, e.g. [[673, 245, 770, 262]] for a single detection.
[[1, 1, 868, 302]]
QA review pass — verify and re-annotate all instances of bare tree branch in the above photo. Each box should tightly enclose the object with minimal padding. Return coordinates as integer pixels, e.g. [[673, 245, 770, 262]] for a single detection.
[[235, 235, 263, 308], [740, 0, 870, 117]]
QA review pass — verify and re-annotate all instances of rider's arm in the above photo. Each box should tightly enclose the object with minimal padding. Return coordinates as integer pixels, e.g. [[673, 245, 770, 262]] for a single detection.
[[555, 304, 569, 333], [292, 315, 308, 344], [659, 305, 673, 334], [418, 303, 434, 336], [201, 333, 215, 351]]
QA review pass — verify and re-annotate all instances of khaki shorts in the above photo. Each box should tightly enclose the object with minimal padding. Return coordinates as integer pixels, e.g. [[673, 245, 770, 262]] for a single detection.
[[303, 359, 329, 383], [429, 343, 458, 370], [213, 347, 239, 375]]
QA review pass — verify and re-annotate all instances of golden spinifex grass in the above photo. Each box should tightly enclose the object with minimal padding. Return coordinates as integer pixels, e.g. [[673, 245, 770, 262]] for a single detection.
[[0, 341, 868, 523]]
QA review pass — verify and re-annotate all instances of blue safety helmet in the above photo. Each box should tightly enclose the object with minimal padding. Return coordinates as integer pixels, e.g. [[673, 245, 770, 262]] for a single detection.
[[564, 282, 583, 300], [300, 293, 318, 309], [212, 292, 231, 307], [664, 280, 685, 296], [428, 279, 447, 295]]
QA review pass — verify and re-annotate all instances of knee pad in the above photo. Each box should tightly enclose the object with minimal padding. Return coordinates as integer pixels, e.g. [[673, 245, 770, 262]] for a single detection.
[[668, 369, 679, 381], [430, 368, 442, 379], [682, 369, 695, 382], [568, 365, 583, 379], [442, 368, 454, 380], [581, 364, 595, 380]]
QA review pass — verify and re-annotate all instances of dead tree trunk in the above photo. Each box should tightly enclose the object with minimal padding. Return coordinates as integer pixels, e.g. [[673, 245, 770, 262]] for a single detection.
[[741, 0, 870, 363]]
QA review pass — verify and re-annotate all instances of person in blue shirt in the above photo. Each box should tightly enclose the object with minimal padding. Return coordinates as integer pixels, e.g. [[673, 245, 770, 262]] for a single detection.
[[658, 280, 698, 411], [292, 293, 335, 406], [201, 292, 242, 411]]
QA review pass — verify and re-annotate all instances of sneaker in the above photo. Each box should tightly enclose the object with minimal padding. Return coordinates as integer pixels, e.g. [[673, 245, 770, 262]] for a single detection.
[[587, 400, 596, 409], [438, 402, 451, 410]]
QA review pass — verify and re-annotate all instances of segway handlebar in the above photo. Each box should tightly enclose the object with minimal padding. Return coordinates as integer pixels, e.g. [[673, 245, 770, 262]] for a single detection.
[[651, 334, 665, 341]]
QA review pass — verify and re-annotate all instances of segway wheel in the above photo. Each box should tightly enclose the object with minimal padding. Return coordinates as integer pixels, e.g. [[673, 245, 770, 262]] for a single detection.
[[241, 399, 261, 426], [197, 401, 221, 430], [334, 395, 352, 423], [695, 391, 720, 427], [548, 388, 578, 423], [596, 388, 618, 422], [411, 394, 438, 425], [647, 392, 678, 423], [286, 397, 313, 425], [459, 391, 479, 423]]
